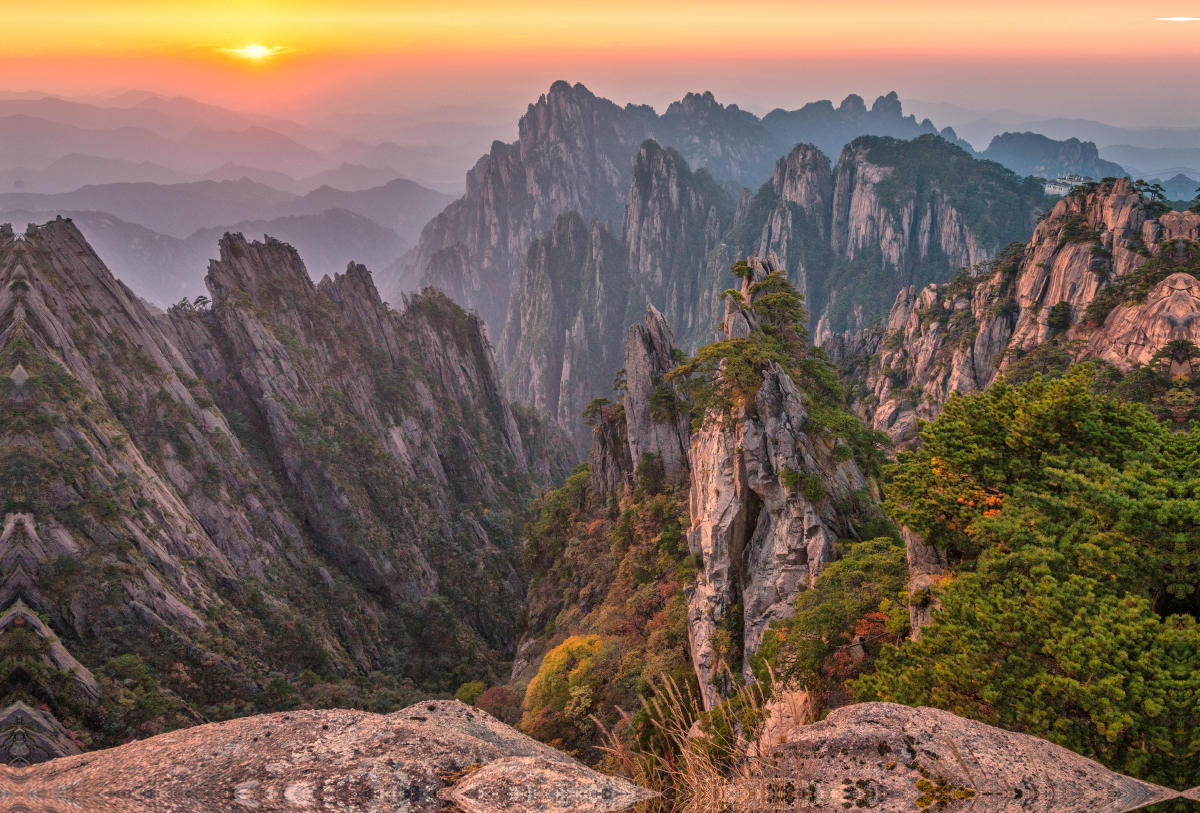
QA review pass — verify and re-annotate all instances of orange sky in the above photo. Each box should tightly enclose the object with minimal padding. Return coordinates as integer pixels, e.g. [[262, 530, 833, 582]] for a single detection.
[[7, 1, 1198, 58], [4, 1, 1200, 122]]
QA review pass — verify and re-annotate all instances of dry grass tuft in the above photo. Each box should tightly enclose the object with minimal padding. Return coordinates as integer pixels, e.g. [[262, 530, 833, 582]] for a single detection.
[[595, 665, 818, 813]]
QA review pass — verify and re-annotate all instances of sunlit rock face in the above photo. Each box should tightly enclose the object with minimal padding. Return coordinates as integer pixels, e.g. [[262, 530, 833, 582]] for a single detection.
[[845, 181, 1200, 447], [684, 257, 867, 709], [1088, 272, 1200, 369]]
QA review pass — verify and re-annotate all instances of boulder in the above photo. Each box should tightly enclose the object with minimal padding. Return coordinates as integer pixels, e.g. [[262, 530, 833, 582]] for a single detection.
[[441, 755, 657, 813], [724, 703, 1177, 813], [0, 700, 654, 813]]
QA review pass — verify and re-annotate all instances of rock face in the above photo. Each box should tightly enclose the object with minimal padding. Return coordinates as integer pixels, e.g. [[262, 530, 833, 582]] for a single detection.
[[622, 305, 692, 478], [0, 702, 82, 766], [500, 213, 631, 452], [500, 139, 732, 453], [853, 179, 1200, 447], [839, 183, 1200, 641], [390, 83, 988, 359], [813, 134, 1043, 342], [399, 85, 1042, 455], [503, 133, 1047, 457], [704, 135, 1047, 353], [623, 140, 732, 345], [1087, 271, 1200, 366], [0, 217, 572, 748], [685, 257, 868, 708], [725, 702, 1176, 813], [0, 700, 654, 813], [384, 81, 760, 335], [831, 142, 990, 275], [902, 528, 955, 640]]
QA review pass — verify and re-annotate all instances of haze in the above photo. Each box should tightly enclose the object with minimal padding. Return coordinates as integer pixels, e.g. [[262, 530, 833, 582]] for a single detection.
[[3, 0, 1200, 127], [6, 0, 1200, 310]]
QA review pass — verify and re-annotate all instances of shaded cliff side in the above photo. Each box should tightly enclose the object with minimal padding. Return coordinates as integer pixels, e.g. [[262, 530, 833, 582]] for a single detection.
[[500, 141, 732, 452], [0, 217, 572, 752], [386, 82, 980, 350]]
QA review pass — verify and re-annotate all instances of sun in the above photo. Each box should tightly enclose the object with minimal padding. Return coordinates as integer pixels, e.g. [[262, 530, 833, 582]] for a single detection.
[[218, 44, 292, 60]]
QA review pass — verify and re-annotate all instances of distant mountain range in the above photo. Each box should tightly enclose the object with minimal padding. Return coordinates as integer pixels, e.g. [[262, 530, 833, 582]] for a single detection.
[[0, 154, 411, 196], [1, 208, 409, 306], [0, 176, 453, 304], [10, 80, 1194, 332], [0, 177, 454, 241], [0, 94, 506, 194], [979, 132, 1125, 180]]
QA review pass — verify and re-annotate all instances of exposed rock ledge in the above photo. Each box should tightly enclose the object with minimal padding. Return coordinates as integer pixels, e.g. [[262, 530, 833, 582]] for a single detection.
[[0, 700, 653, 813], [732, 703, 1177, 813], [0, 699, 1180, 812]]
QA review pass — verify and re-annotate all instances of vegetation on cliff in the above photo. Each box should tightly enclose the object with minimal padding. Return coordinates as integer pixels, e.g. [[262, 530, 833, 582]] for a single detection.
[[815, 135, 1050, 335], [667, 264, 889, 476], [500, 462, 695, 762], [853, 368, 1200, 789]]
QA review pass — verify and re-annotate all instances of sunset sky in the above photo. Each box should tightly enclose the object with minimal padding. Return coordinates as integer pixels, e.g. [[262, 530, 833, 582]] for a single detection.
[[4, 1, 1200, 124]]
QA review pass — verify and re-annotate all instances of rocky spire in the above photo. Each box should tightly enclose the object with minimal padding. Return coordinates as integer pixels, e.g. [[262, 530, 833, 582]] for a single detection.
[[622, 305, 691, 477]]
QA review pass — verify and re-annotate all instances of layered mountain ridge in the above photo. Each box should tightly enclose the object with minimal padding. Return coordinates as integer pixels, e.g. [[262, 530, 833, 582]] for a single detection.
[[0, 217, 572, 750], [498, 131, 1048, 451], [384, 82, 977, 336]]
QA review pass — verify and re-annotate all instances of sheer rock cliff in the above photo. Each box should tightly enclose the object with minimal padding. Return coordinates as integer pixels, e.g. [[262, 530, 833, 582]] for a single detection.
[[683, 257, 868, 708], [0, 217, 571, 750]]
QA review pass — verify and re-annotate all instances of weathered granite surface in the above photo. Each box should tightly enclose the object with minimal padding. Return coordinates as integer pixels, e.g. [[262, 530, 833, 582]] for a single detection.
[[725, 703, 1178, 813], [0, 700, 652, 813], [853, 180, 1200, 448], [441, 755, 656, 813]]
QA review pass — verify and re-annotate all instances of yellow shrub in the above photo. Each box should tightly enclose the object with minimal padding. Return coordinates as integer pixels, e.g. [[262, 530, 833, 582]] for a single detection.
[[521, 634, 604, 730]]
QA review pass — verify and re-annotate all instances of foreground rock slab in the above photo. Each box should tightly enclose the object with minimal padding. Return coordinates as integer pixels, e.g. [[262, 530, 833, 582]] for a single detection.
[[442, 755, 657, 813], [0, 701, 652, 813], [728, 703, 1175, 813]]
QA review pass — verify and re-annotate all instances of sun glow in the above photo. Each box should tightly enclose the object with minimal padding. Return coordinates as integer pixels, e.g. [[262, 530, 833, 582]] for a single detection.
[[221, 44, 290, 60]]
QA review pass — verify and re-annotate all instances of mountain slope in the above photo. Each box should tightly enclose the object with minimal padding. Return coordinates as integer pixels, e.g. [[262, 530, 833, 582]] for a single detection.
[[0, 217, 572, 749], [815, 134, 1049, 338], [386, 82, 983, 344], [499, 134, 1049, 453]]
